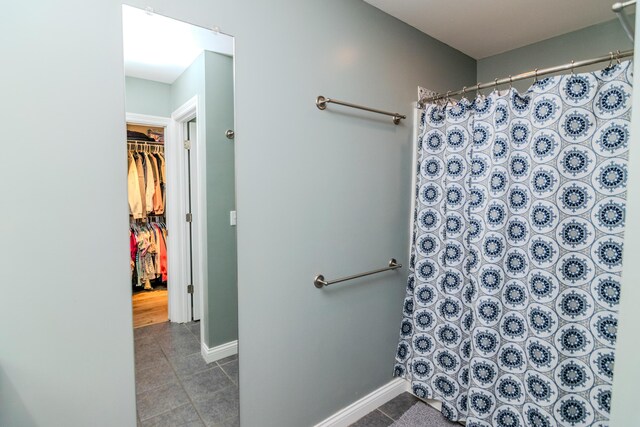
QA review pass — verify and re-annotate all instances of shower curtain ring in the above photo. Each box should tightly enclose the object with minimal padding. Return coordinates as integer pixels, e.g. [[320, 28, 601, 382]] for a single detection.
[[616, 50, 622, 64], [570, 60, 575, 75], [462, 86, 467, 98], [476, 82, 482, 97], [534, 68, 539, 83], [494, 78, 499, 92], [508, 75, 513, 89], [609, 51, 615, 68]]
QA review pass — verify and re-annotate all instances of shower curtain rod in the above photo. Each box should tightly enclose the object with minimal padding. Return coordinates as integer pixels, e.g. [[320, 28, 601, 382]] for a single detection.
[[613, 0, 636, 42], [418, 49, 634, 107]]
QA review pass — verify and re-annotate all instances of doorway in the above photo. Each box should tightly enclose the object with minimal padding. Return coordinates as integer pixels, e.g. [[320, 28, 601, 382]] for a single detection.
[[128, 120, 170, 328], [126, 106, 202, 326]]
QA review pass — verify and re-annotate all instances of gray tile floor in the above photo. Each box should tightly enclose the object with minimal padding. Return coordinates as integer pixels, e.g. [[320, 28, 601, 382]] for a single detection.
[[349, 392, 456, 427], [134, 321, 239, 427]]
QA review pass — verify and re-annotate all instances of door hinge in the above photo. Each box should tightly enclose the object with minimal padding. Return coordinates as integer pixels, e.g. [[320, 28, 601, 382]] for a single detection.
[[187, 284, 194, 294], [184, 139, 191, 150], [186, 213, 193, 223]]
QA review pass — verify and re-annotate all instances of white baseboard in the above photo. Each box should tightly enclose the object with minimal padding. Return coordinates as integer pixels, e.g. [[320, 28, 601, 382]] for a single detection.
[[201, 340, 238, 364], [314, 378, 410, 427]]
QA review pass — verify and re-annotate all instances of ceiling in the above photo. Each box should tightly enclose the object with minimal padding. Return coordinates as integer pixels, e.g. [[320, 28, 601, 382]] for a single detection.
[[122, 5, 233, 84], [363, 0, 622, 59]]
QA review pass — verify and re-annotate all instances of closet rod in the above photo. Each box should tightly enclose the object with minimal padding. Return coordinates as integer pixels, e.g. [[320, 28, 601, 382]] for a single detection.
[[127, 139, 164, 145], [418, 49, 634, 107]]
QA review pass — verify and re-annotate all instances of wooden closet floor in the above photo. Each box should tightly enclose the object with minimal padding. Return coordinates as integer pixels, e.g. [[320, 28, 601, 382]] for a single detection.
[[132, 289, 168, 328]]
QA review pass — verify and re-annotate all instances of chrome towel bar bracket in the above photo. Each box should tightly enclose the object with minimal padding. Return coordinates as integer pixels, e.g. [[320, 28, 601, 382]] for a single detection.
[[316, 95, 406, 125], [314, 258, 402, 289]]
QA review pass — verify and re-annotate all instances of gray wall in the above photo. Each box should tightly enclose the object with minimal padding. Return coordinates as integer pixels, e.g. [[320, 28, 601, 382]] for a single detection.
[[0, 1, 475, 426], [203, 51, 237, 348], [209, 2, 475, 425], [610, 12, 640, 427], [170, 54, 204, 112], [478, 18, 633, 93], [125, 76, 172, 117], [0, 2, 136, 426]]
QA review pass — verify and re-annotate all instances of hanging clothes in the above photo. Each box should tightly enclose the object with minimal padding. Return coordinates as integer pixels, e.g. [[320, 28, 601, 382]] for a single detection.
[[133, 153, 147, 215], [153, 223, 168, 281], [130, 221, 168, 288], [127, 145, 166, 218], [127, 153, 143, 219], [149, 153, 163, 214], [144, 153, 155, 215], [127, 140, 168, 289], [154, 153, 164, 210], [394, 61, 632, 426], [129, 228, 137, 272]]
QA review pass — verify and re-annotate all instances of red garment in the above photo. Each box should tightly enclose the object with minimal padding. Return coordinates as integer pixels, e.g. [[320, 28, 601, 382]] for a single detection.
[[157, 227, 168, 281], [129, 230, 137, 262]]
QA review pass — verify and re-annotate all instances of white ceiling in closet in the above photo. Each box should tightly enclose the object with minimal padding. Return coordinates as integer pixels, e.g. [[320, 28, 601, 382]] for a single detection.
[[122, 5, 233, 84], [363, 0, 623, 59]]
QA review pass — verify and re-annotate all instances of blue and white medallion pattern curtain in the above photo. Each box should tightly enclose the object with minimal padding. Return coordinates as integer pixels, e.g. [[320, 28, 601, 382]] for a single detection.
[[395, 61, 633, 427]]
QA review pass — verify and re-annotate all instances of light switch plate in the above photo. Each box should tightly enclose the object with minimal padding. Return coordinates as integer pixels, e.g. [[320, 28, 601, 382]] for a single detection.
[[230, 210, 237, 226]]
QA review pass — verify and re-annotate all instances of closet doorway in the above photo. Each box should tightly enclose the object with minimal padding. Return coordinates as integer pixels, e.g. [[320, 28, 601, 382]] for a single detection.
[[128, 120, 170, 328], [127, 109, 201, 327]]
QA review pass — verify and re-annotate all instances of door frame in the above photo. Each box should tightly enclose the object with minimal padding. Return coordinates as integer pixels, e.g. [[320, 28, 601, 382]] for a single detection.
[[170, 96, 206, 325], [126, 112, 185, 322], [126, 110, 203, 325]]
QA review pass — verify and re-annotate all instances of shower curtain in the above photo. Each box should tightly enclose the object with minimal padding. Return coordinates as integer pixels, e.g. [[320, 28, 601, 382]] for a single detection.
[[395, 61, 632, 427]]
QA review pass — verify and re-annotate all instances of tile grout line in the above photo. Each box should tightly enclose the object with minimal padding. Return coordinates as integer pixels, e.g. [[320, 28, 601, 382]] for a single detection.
[[161, 325, 210, 426], [185, 322, 201, 341], [377, 408, 396, 422], [178, 365, 237, 426], [140, 402, 194, 426], [217, 362, 237, 386]]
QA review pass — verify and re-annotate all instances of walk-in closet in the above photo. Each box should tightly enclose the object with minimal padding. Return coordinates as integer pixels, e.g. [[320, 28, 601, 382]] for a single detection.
[[127, 124, 168, 328]]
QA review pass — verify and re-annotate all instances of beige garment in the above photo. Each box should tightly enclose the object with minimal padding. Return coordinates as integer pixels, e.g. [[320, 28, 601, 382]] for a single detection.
[[143, 153, 155, 214], [157, 153, 165, 182], [148, 154, 163, 214], [134, 154, 146, 215], [127, 153, 143, 218], [155, 153, 166, 212]]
